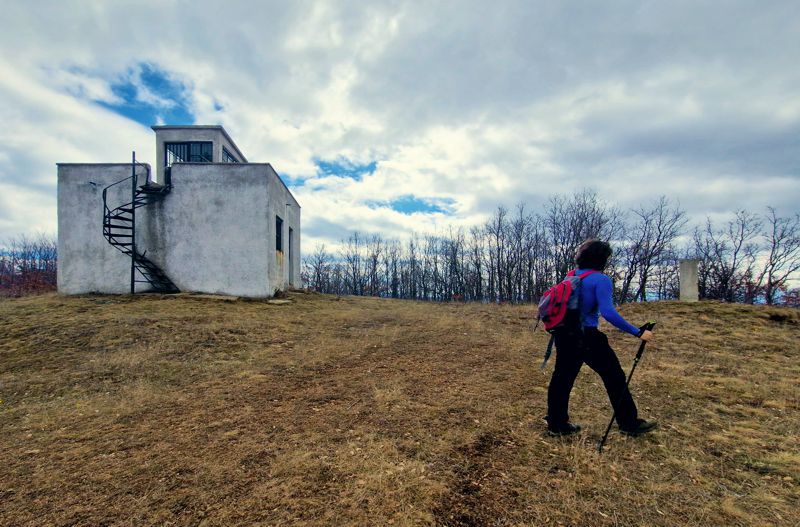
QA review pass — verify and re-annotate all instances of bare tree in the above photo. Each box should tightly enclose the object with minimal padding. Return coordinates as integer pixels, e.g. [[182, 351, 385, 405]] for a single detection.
[[365, 234, 383, 296], [381, 239, 400, 298], [485, 206, 507, 301], [694, 210, 762, 302], [753, 208, 800, 304], [546, 189, 624, 281], [294, 192, 800, 307], [302, 244, 333, 292], [618, 197, 687, 302], [466, 226, 485, 301], [0, 234, 58, 297], [341, 233, 365, 295]]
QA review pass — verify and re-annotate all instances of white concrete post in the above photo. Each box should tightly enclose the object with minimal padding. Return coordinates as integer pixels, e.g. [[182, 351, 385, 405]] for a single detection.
[[679, 259, 700, 302]]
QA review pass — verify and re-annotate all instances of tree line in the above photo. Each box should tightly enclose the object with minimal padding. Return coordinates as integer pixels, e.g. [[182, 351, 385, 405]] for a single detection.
[[3, 193, 798, 306], [0, 234, 58, 297], [302, 190, 800, 306]]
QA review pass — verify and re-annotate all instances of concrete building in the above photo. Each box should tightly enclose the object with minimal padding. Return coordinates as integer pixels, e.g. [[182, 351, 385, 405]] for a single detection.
[[57, 125, 300, 297]]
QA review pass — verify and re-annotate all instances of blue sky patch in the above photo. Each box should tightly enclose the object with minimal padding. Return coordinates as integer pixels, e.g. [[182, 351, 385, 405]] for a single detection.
[[314, 157, 377, 181], [368, 195, 456, 215], [97, 63, 194, 127], [279, 173, 305, 188]]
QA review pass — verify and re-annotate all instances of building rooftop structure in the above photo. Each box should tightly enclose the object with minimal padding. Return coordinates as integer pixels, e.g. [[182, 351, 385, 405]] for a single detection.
[[57, 125, 301, 298], [150, 124, 250, 183]]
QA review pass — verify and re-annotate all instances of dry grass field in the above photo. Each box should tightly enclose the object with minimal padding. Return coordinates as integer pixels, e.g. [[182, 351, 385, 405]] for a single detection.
[[1, 292, 798, 526]]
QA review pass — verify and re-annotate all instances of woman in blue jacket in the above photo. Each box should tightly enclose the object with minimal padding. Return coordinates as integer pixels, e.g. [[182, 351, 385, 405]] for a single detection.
[[546, 239, 658, 437]]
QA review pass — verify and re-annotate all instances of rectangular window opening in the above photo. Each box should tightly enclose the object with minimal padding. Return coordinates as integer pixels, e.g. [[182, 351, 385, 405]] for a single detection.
[[165, 142, 213, 168], [276, 215, 283, 252], [222, 146, 239, 163]]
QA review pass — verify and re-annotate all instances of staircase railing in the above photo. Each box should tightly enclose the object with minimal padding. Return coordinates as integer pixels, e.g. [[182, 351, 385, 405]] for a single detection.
[[101, 152, 178, 294]]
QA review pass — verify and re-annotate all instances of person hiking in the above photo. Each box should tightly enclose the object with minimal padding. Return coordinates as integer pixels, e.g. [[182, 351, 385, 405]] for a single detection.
[[545, 239, 657, 437]]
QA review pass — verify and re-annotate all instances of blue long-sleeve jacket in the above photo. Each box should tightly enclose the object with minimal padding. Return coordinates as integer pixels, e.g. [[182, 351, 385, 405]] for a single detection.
[[575, 269, 640, 336]]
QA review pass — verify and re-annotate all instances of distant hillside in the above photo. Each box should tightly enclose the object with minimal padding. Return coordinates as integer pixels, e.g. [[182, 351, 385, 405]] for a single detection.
[[1, 293, 797, 526]]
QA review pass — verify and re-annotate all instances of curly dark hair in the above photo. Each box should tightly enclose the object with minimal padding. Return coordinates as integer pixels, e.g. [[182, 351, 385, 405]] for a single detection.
[[575, 239, 612, 271]]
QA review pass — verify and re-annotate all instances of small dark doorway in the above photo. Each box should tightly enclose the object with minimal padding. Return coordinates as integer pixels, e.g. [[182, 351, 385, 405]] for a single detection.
[[288, 227, 294, 286]]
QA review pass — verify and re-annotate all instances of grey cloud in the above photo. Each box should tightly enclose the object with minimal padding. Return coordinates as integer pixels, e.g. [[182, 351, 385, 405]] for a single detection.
[[304, 216, 357, 242], [0, 0, 798, 244]]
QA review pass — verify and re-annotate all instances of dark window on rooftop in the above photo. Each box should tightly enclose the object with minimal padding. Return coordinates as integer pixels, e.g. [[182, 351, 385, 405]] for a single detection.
[[222, 146, 239, 163], [165, 142, 213, 168], [276, 215, 283, 252]]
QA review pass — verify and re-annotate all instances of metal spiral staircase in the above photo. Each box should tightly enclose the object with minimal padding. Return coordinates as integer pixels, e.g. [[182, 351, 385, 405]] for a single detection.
[[102, 153, 179, 293]]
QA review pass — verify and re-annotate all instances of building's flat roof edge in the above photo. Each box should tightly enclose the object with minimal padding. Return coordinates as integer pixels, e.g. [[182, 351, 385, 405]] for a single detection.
[[172, 162, 276, 165], [151, 125, 248, 162], [56, 163, 151, 167], [151, 125, 223, 130], [266, 163, 301, 209], [169, 162, 300, 208]]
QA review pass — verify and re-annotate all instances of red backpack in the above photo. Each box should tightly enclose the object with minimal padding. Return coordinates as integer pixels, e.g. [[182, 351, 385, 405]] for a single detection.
[[535, 269, 597, 368]]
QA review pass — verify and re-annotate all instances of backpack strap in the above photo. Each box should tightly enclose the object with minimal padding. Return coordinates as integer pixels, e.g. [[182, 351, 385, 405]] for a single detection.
[[541, 334, 556, 369], [566, 269, 598, 279], [574, 270, 598, 328]]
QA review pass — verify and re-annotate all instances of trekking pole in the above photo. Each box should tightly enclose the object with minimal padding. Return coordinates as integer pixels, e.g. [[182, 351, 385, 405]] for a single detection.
[[597, 321, 656, 454]]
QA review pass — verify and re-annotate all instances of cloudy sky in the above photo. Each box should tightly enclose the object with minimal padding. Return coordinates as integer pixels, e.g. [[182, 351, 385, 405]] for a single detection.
[[1, 0, 798, 249]]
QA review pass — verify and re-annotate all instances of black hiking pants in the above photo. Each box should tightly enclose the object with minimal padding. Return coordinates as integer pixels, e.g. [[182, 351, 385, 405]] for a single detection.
[[546, 327, 639, 430]]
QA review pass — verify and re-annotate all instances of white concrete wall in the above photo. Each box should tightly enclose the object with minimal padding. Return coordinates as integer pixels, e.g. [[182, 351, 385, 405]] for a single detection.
[[57, 163, 154, 294], [58, 162, 300, 297], [144, 163, 298, 296], [264, 164, 301, 290]]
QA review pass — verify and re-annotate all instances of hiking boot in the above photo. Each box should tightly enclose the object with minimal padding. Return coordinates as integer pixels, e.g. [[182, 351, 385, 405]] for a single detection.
[[547, 422, 582, 437], [620, 419, 658, 437]]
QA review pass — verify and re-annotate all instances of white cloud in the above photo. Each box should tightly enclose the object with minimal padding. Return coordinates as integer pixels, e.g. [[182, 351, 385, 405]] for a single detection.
[[45, 68, 121, 105], [0, 57, 154, 237], [0, 0, 798, 249]]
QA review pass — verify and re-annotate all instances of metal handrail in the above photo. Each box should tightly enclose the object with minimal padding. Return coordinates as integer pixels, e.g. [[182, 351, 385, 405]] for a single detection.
[[134, 161, 151, 185], [102, 175, 132, 215], [102, 165, 149, 194], [104, 174, 133, 191], [101, 152, 177, 293], [101, 163, 151, 213]]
